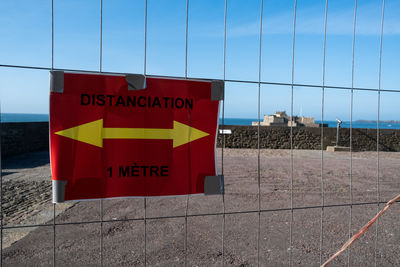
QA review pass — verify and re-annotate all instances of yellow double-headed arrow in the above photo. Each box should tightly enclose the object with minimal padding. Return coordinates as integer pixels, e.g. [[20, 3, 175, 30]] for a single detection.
[[55, 119, 209, 148]]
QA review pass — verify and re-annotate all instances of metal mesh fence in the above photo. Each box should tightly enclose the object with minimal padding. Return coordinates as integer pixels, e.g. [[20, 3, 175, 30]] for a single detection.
[[1, 0, 399, 266]]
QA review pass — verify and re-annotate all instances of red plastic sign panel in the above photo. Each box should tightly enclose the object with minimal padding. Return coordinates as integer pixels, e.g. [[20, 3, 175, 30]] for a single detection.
[[50, 72, 223, 202]]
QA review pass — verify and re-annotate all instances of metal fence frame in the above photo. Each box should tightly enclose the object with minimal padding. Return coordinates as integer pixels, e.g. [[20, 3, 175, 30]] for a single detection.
[[0, 0, 398, 266]]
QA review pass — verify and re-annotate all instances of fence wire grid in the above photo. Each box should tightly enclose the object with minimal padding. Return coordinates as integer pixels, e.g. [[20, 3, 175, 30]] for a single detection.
[[0, 0, 399, 266]]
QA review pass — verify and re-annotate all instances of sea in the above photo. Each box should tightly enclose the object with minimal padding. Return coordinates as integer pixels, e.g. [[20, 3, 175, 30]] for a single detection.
[[1, 113, 400, 129], [1, 113, 49, 122], [219, 118, 400, 129]]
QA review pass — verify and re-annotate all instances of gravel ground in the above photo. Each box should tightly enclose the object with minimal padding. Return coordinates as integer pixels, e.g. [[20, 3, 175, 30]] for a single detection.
[[1, 149, 399, 266]]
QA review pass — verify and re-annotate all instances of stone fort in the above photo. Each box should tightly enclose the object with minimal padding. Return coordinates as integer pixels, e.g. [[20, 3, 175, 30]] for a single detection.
[[252, 111, 321, 127]]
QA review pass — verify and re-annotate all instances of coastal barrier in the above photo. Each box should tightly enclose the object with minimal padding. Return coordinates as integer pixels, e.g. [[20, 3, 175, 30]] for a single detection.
[[217, 125, 400, 151], [1, 122, 49, 157], [2, 122, 400, 157]]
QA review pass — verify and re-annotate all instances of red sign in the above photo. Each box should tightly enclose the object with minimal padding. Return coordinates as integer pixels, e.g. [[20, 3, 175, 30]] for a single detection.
[[50, 72, 222, 202]]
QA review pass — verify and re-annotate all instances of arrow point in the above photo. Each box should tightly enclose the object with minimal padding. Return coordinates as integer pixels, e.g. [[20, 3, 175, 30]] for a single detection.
[[55, 119, 104, 148], [172, 121, 209, 148]]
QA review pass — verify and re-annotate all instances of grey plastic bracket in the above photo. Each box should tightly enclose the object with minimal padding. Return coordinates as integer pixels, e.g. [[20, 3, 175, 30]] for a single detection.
[[204, 175, 224, 195], [126, 74, 146, 90], [52, 180, 67, 203], [50, 71, 64, 93], [211, 80, 224, 101]]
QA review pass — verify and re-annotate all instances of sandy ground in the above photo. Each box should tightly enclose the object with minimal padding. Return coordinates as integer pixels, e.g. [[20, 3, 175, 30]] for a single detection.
[[1, 149, 400, 266]]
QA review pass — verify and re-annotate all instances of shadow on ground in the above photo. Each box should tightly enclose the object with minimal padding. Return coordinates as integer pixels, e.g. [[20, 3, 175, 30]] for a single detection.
[[2, 150, 50, 169]]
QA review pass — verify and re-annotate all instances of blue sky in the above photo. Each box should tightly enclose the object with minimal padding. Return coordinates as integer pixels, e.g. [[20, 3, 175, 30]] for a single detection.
[[0, 0, 399, 121]]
